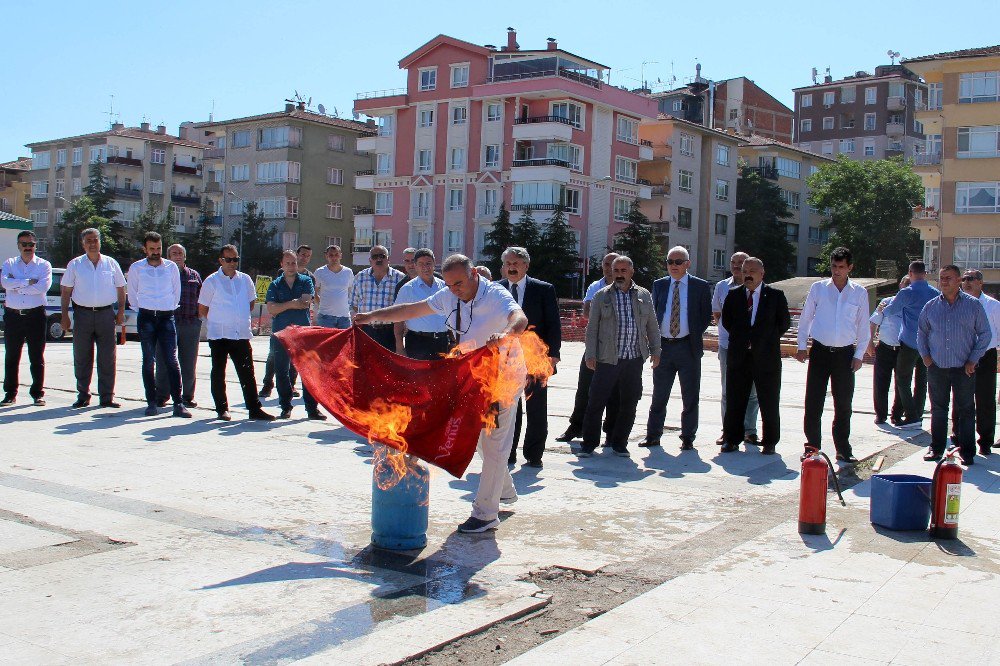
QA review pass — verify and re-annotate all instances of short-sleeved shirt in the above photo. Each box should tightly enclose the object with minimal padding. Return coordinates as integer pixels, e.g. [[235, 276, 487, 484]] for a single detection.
[[426, 277, 521, 351], [62, 254, 126, 307], [712, 276, 738, 349], [350, 267, 406, 317], [870, 296, 903, 347], [266, 273, 314, 333], [395, 276, 447, 332], [313, 265, 354, 317], [198, 268, 256, 340], [584, 278, 612, 302]]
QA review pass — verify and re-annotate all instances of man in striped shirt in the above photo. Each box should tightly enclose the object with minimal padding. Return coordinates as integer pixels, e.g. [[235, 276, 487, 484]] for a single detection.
[[349, 245, 405, 350]]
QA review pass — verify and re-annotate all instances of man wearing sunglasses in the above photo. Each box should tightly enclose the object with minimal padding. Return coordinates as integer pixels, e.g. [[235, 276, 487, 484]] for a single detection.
[[1, 230, 52, 407], [958, 269, 1000, 454], [349, 245, 405, 350]]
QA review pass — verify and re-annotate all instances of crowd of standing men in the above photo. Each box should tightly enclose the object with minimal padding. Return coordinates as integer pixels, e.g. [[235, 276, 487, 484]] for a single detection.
[[3, 226, 999, 531]]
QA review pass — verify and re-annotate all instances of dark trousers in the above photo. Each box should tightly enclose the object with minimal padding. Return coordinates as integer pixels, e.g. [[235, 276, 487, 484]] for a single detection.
[[261, 346, 297, 390], [403, 330, 451, 360], [724, 354, 781, 448], [567, 358, 619, 436], [511, 380, 548, 463], [362, 324, 396, 351], [646, 338, 701, 441], [928, 364, 975, 458], [803, 342, 856, 458], [209, 338, 263, 414], [270, 335, 317, 413], [156, 320, 201, 403], [72, 307, 116, 402], [583, 357, 644, 452], [873, 342, 903, 422], [895, 342, 927, 422], [951, 348, 997, 448], [3, 306, 46, 400], [138, 310, 181, 406]]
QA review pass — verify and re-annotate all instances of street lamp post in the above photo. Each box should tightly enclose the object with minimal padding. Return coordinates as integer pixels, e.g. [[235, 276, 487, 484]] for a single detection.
[[227, 190, 247, 269]]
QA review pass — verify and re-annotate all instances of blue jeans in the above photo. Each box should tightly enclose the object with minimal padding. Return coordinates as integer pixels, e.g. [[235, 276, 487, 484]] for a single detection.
[[138, 310, 181, 406], [317, 314, 351, 329], [928, 364, 975, 458], [270, 335, 317, 413]]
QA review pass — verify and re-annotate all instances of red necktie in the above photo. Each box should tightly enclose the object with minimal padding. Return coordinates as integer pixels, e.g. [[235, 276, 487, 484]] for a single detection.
[[746, 290, 754, 317]]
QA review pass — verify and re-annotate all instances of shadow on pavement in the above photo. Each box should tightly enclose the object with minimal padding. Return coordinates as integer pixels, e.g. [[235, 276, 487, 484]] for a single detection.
[[799, 527, 847, 551], [641, 446, 712, 479], [568, 452, 656, 488], [712, 448, 796, 486]]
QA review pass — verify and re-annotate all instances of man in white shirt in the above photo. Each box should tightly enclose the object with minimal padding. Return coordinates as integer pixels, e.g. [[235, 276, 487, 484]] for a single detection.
[[198, 244, 275, 422], [127, 232, 189, 418], [355, 254, 528, 534], [60, 227, 127, 409], [712, 252, 759, 445], [959, 269, 1000, 453], [313, 244, 354, 330], [796, 247, 871, 464], [1, 230, 52, 406], [393, 248, 449, 360]]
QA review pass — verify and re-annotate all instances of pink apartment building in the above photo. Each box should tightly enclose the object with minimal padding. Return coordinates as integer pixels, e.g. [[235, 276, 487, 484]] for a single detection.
[[352, 30, 657, 269]]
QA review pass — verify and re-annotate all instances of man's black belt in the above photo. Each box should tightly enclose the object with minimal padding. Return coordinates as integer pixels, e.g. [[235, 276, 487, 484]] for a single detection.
[[72, 303, 113, 311], [812, 340, 856, 351], [407, 330, 450, 339], [878, 340, 900, 351], [661, 335, 690, 343], [4, 305, 44, 316], [139, 308, 174, 316]]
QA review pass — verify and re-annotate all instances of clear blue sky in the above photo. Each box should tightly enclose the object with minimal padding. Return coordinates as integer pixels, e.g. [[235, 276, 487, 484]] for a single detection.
[[3, 0, 997, 159]]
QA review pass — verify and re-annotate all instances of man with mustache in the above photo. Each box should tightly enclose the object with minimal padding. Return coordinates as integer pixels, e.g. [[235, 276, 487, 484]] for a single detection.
[[350, 245, 406, 350], [1, 230, 52, 407]]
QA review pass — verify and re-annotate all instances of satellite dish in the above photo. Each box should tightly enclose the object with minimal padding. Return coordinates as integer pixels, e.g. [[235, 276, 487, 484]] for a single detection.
[[352, 111, 360, 120], [318, 104, 326, 115]]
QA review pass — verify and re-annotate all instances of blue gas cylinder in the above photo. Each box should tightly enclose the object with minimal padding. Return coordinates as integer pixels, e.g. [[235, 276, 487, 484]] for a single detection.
[[371, 455, 429, 550]]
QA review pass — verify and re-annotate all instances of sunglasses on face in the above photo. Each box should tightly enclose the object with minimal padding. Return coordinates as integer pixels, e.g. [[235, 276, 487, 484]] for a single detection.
[[371, 254, 387, 260], [666, 259, 687, 266], [20, 242, 36, 248], [961, 276, 978, 282], [222, 257, 239, 263]]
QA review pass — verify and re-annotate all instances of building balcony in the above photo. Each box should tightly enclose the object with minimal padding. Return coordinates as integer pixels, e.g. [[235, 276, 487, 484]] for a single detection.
[[356, 135, 385, 153], [510, 203, 561, 211], [106, 155, 143, 168], [650, 183, 671, 197], [887, 96, 906, 111], [112, 186, 142, 198], [639, 140, 654, 161], [912, 207, 939, 221], [913, 153, 942, 170], [488, 67, 603, 90], [204, 181, 222, 193], [743, 165, 778, 180], [354, 213, 374, 228], [512, 116, 575, 142], [352, 205, 375, 215], [172, 163, 201, 176], [354, 88, 409, 114], [207, 215, 223, 226], [203, 147, 226, 160], [355, 170, 375, 190], [886, 121, 905, 137], [172, 192, 201, 204], [510, 158, 571, 183]]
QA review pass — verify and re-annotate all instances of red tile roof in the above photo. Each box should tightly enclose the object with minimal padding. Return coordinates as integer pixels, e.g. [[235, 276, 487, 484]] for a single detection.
[[26, 127, 209, 149], [739, 133, 832, 160], [903, 45, 1000, 63], [0, 157, 32, 171], [195, 109, 376, 135]]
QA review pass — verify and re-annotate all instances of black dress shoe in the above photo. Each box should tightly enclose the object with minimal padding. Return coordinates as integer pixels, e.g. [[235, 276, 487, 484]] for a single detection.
[[744, 433, 759, 445], [961, 456, 975, 466], [638, 439, 661, 448], [307, 411, 328, 421], [923, 449, 942, 462], [249, 410, 276, 421], [761, 444, 777, 455], [0, 395, 15, 406], [525, 459, 543, 469], [218, 411, 232, 421], [258, 386, 273, 398], [279, 409, 292, 419], [679, 439, 694, 451], [715, 433, 725, 445], [71, 398, 91, 409], [720, 442, 740, 453], [183, 400, 198, 408], [156, 397, 169, 408], [979, 446, 992, 456], [836, 454, 860, 465], [99, 400, 121, 408], [555, 429, 580, 442]]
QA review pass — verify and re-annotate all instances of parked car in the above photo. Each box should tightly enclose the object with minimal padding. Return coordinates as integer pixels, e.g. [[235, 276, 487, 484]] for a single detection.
[[0, 268, 138, 341]]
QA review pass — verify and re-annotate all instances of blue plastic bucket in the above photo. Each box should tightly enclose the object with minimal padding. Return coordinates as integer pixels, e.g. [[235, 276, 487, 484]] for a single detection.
[[870, 474, 932, 531], [371, 458, 429, 550]]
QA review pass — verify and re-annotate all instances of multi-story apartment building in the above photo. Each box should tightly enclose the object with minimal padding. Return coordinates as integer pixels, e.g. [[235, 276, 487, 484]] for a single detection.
[[25, 123, 208, 252], [352, 30, 656, 268], [0, 157, 32, 220], [904, 45, 1000, 290], [195, 104, 376, 268], [793, 64, 927, 160], [738, 135, 834, 277], [637, 116, 739, 281]]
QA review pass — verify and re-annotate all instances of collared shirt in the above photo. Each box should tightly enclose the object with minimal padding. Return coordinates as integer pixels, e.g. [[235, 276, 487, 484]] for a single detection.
[[508, 275, 527, 308], [712, 276, 739, 349], [978, 293, 1000, 349], [917, 291, 991, 368], [584, 278, 613, 302], [62, 254, 126, 307], [1, 255, 52, 309], [426, 276, 521, 351], [870, 296, 903, 347], [883, 279, 940, 349], [175, 265, 202, 324], [314, 265, 354, 317], [614, 284, 640, 359], [198, 268, 256, 340], [395, 276, 447, 332], [797, 278, 871, 360], [127, 259, 181, 312], [267, 273, 314, 333], [349, 267, 405, 322], [660, 273, 690, 339]]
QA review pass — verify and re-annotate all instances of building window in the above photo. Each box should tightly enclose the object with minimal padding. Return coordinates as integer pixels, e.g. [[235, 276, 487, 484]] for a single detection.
[[551, 101, 583, 129], [839, 139, 855, 154], [863, 139, 875, 156], [842, 86, 856, 103], [713, 249, 726, 269], [678, 169, 693, 192], [928, 82, 943, 110], [88, 146, 105, 164], [563, 188, 581, 215], [800, 119, 812, 133], [418, 150, 432, 172], [450, 64, 469, 88], [256, 161, 301, 184], [446, 229, 463, 253], [375, 192, 393, 215], [865, 87, 877, 105], [514, 182, 566, 209], [55, 149, 66, 167], [30, 180, 48, 198], [377, 117, 393, 137], [148, 179, 164, 194], [54, 179, 64, 196], [677, 207, 692, 229], [258, 126, 301, 149], [615, 157, 637, 184], [613, 197, 631, 222], [33, 151, 51, 169], [376, 153, 391, 175], [30, 210, 49, 227], [72, 177, 81, 195], [714, 214, 728, 235], [924, 187, 941, 211], [786, 222, 800, 241], [418, 108, 434, 128], [327, 167, 343, 185], [808, 226, 830, 245], [486, 103, 502, 122], [328, 134, 346, 151], [823, 91, 836, 106], [231, 164, 249, 181], [251, 198, 290, 219], [821, 141, 833, 155], [822, 117, 834, 130], [780, 189, 801, 210], [864, 113, 876, 131], [548, 143, 582, 171], [150, 148, 165, 164], [716, 144, 730, 166], [679, 133, 694, 156], [327, 202, 343, 219], [729, 109, 739, 121], [231, 130, 251, 148], [801, 94, 813, 108], [484, 144, 500, 169], [479, 188, 499, 217], [419, 67, 437, 91], [956, 182, 1000, 214], [959, 71, 1000, 104], [451, 105, 467, 125], [448, 188, 464, 211], [800, 142, 811, 152], [616, 116, 639, 144], [715, 179, 729, 200], [326, 236, 343, 249], [413, 191, 430, 219], [958, 126, 1000, 158], [449, 148, 465, 172], [672, 100, 683, 112], [776, 157, 801, 179], [71, 147, 82, 165], [954, 237, 1000, 268]]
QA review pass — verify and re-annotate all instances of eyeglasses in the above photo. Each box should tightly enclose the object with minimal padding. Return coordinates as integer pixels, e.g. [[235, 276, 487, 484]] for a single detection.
[[666, 259, 687, 266], [961, 276, 978, 282], [447, 300, 475, 337], [222, 257, 240, 263], [19, 242, 36, 248], [370, 254, 387, 260]]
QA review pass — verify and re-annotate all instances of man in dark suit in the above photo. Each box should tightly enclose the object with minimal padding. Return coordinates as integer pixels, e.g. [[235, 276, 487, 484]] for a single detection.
[[499, 247, 561, 468], [639, 246, 713, 450], [720, 257, 791, 455]]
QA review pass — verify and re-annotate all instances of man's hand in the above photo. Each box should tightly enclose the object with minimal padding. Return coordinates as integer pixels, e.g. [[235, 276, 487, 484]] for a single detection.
[[585, 358, 596, 371], [923, 355, 933, 368], [864, 342, 876, 359], [61, 314, 72, 332], [353, 312, 373, 325], [27, 278, 38, 285], [795, 349, 808, 363], [651, 355, 660, 369], [965, 361, 976, 377], [486, 332, 507, 349], [115, 311, 125, 326], [851, 358, 863, 372]]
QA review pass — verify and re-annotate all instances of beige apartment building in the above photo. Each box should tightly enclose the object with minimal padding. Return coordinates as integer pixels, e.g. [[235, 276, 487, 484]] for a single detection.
[[637, 116, 740, 281], [738, 135, 834, 277], [0, 157, 32, 220], [195, 103, 376, 269], [904, 45, 1000, 290], [25, 123, 208, 254]]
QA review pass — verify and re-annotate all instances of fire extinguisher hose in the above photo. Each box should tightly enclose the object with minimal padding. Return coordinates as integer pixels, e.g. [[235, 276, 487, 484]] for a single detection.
[[816, 450, 847, 507]]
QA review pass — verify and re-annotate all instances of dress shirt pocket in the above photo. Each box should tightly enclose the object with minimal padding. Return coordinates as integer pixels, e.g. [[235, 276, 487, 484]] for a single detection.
[[842, 302, 861, 323]]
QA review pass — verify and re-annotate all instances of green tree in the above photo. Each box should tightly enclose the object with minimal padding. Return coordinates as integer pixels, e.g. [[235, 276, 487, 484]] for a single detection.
[[613, 200, 666, 288], [735, 167, 796, 281], [807, 156, 923, 277], [480, 202, 515, 278], [131, 202, 175, 254], [533, 205, 579, 297], [50, 196, 119, 266], [512, 206, 542, 252], [185, 201, 221, 277], [83, 162, 131, 261], [229, 201, 279, 278]]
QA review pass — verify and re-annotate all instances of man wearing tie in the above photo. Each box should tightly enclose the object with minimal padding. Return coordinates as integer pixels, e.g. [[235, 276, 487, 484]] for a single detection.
[[720, 257, 791, 454], [639, 246, 712, 451], [499, 247, 561, 468]]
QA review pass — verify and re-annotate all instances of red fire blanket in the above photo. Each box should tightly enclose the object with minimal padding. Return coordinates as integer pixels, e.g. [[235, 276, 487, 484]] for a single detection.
[[275, 325, 497, 477]]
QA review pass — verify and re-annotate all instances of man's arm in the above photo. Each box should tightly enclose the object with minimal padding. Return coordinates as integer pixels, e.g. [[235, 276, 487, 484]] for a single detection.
[[115, 286, 126, 325], [543, 283, 561, 361], [496, 308, 528, 342], [882, 288, 906, 317], [698, 280, 713, 333], [126, 264, 139, 311], [645, 296, 661, 368], [776, 291, 792, 335], [851, 291, 871, 368], [393, 322, 406, 354], [354, 300, 434, 325], [795, 283, 817, 360], [60, 285, 73, 331], [917, 307, 932, 365], [967, 303, 991, 372]]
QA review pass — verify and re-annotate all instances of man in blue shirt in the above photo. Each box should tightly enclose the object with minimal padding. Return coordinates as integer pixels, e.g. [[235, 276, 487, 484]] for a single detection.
[[393, 248, 449, 360], [266, 250, 325, 420], [917, 265, 991, 465], [882, 261, 940, 428], [866, 276, 908, 425]]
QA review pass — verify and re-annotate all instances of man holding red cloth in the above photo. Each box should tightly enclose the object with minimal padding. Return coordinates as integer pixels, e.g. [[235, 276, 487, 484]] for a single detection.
[[355, 254, 528, 533]]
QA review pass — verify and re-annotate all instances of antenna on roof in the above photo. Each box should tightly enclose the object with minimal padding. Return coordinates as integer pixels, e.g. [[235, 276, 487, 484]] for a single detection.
[[317, 103, 326, 115], [811, 67, 818, 84], [887, 50, 900, 65], [104, 94, 119, 129], [210, 98, 215, 122]]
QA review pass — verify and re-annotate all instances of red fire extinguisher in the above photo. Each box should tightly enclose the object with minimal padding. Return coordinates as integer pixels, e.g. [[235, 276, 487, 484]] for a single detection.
[[799, 447, 847, 534], [930, 448, 963, 540]]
